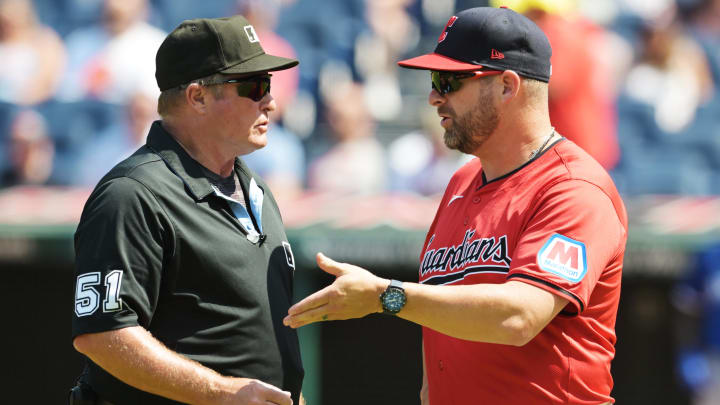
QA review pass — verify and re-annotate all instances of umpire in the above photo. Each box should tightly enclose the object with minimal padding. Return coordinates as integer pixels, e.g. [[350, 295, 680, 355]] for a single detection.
[[70, 15, 303, 405]]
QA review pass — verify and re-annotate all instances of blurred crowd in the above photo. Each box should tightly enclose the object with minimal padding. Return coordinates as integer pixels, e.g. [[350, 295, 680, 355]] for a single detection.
[[1, 0, 720, 402], [0, 0, 720, 200]]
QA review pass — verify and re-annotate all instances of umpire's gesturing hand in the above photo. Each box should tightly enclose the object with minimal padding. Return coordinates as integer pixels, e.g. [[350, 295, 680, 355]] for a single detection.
[[283, 253, 388, 328]]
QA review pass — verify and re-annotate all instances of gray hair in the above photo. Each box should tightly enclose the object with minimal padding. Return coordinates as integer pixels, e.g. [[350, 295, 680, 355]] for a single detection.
[[157, 73, 227, 117]]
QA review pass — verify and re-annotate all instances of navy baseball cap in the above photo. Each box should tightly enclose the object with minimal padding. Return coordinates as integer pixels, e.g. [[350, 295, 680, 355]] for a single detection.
[[398, 7, 552, 82]]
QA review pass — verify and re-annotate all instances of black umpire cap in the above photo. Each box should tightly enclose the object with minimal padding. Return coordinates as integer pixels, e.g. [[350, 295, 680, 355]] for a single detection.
[[155, 15, 299, 91]]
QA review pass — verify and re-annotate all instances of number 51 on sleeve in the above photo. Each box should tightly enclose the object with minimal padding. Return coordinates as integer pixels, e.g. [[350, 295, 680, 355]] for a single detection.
[[74, 270, 123, 317]]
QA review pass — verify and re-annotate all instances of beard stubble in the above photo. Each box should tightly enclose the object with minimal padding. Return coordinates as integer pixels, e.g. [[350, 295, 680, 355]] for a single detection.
[[442, 85, 499, 155]]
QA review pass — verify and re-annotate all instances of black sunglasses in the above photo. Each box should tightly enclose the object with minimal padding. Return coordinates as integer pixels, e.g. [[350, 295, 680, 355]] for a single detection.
[[430, 70, 502, 96], [214, 74, 272, 102]]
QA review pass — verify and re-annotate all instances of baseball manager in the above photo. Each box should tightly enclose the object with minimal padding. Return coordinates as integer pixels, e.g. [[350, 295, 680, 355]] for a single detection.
[[71, 15, 303, 405], [284, 6, 627, 405]]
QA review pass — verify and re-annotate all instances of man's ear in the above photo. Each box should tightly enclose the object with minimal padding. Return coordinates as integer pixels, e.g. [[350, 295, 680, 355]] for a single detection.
[[185, 83, 209, 114], [500, 70, 521, 103]]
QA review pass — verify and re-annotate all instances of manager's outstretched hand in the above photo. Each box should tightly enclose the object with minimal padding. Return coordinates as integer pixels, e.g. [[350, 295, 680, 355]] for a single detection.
[[283, 253, 389, 328]]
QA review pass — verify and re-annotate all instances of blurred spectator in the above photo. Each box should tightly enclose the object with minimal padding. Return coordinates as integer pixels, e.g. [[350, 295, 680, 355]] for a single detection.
[[624, 5, 715, 133], [56, 0, 165, 103], [71, 92, 156, 186], [673, 245, 720, 405], [494, 0, 621, 170], [364, 0, 418, 63], [235, 0, 306, 203], [235, 0, 299, 115], [242, 120, 306, 203], [684, 0, 720, 99], [355, 0, 418, 120], [1, 109, 54, 187], [0, 0, 66, 105], [388, 105, 472, 196], [276, 0, 366, 93], [307, 82, 387, 194]]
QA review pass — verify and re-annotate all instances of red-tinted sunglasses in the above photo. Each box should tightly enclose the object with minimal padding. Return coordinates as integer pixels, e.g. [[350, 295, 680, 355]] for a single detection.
[[431, 70, 502, 96]]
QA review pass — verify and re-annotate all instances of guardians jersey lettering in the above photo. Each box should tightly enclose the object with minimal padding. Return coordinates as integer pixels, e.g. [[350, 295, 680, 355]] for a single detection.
[[420, 230, 511, 285]]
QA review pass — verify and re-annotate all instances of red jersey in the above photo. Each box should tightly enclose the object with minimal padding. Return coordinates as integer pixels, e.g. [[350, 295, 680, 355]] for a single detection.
[[419, 139, 627, 404]]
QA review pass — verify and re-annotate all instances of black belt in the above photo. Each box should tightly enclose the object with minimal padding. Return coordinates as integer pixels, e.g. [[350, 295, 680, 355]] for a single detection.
[[69, 383, 116, 405]]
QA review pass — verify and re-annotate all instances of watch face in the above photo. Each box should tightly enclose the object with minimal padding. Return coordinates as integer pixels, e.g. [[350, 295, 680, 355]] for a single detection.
[[383, 288, 406, 313]]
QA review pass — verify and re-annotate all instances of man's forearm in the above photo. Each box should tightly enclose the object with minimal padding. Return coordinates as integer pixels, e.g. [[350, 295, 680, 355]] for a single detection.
[[74, 326, 232, 404], [73, 326, 293, 404], [398, 280, 566, 345], [284, 254, 568, 345]]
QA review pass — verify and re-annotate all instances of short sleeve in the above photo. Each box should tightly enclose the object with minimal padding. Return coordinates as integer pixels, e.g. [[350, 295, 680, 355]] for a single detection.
[[72, 177, 173, 338], [507, 180, 625, 314]]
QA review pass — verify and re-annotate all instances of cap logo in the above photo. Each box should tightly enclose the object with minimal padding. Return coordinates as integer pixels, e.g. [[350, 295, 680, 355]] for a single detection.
[[438, 16, 458, 43], [244, 25, 259, 43], [491, 49, 505, 59]]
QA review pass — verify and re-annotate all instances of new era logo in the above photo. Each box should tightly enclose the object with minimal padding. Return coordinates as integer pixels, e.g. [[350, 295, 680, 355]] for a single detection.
[[447, 195, 464, 207], [491, 49, 504, 59]]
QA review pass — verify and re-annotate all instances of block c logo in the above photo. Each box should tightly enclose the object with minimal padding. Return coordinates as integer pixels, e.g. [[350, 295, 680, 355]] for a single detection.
[[537, 234, 587, 283], [438, 16, 458, 43]]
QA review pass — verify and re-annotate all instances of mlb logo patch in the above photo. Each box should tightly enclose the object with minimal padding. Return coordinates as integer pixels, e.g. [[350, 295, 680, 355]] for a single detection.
[[282, 241, 295, 271], [537, 234, 587, 283], [244, 25, 259, 43]]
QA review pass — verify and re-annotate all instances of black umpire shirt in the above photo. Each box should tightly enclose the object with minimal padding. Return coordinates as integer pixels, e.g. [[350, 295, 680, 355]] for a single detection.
[[72, 121, 304, 404]]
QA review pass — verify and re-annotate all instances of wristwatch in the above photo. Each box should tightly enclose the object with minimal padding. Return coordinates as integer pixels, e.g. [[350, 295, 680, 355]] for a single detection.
[[380, 279, 406, 315]]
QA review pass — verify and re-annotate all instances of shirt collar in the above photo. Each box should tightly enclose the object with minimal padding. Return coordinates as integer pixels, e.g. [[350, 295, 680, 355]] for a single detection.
[[146, 120, 249, 201]]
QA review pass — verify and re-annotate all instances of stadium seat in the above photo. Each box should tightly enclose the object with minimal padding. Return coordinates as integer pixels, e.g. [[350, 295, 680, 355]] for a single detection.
[[0, 102, 19, 177], [617, 143, 712, 195], [34, 99, 123, 185], [152, 0, 237, 31]]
